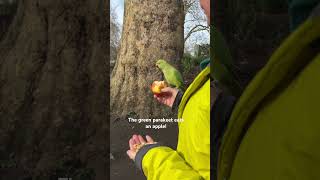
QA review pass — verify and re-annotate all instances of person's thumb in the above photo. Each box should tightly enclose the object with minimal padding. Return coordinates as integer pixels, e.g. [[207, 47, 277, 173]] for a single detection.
[[160, 87, 172, 93], [146, 135, 154, 143]]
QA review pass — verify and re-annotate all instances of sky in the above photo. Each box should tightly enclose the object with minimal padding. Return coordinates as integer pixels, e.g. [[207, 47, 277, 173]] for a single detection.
[[110, 0, 209, 54], [111, 0, 125, 25]]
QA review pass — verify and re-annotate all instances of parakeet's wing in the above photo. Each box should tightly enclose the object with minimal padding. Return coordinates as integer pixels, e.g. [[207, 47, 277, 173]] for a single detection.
[[212, 59, 241, 97], [212, 27, 242, 97], [163, 66, 184, 89], [212, 27, 234, 70]]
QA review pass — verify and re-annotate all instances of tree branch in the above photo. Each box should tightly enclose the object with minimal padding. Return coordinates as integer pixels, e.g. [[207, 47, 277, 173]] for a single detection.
[[184, 24, 209, 42]]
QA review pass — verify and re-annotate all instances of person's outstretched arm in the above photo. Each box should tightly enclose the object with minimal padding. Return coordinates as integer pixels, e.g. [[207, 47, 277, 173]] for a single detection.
[[127, 135, 209, 180]]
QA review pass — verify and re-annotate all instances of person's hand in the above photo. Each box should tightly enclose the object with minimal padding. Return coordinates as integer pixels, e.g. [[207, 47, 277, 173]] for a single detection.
[[154, 87, 179, 108], [126, 134, 155, 160]]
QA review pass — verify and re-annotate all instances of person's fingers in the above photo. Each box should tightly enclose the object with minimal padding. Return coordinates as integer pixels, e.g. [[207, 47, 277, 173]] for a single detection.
[[132, 135, 138, 145], [138, 135, 146, 144], [154, 94, 162, 98], [158, 98, 164, 103], [160, 87, 172, 93], [133, 134, 140, 144], [129, 138, 134, 150], [127, 150, 135, 160], [146, 135, 154, 143]]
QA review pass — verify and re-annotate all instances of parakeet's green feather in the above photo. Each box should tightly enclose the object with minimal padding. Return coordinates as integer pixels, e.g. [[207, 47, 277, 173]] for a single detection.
[[156, 59, 184, 90], [212, 27, 243, 97]]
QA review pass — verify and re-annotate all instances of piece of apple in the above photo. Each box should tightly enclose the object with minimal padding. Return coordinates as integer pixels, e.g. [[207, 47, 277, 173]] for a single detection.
[[151, 81, 168, 94]]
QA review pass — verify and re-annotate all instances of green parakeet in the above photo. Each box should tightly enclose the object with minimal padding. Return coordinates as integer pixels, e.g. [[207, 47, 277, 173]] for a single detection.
[[156, 59, 184, 90], [212, 27, 243, 97]]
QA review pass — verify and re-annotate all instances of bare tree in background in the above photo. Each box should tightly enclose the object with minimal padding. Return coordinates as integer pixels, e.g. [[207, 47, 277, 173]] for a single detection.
[[110, 6, 121, 69], [183, 0, 209, 54]]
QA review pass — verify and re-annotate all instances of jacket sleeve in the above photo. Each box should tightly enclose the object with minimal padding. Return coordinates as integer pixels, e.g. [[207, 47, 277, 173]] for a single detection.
[[172, 90, 184, 112], [135, 145, 207, 180]]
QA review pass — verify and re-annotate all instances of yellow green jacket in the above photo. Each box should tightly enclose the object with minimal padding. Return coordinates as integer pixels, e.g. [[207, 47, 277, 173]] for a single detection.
[[135, 66, 210, 180], [218, 5, 320, 180]]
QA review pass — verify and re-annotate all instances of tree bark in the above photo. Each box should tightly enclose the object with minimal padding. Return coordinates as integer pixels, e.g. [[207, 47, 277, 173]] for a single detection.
[[0, 2, 18, 40], [110, 0, 184, 118], [0, 0, 108, 179]]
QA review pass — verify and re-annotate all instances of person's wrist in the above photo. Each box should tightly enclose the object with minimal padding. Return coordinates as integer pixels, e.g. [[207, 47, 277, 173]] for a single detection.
[[133, 142, 157, 154], [172, 90, 183, 111], [134, 142, 162, 171], [169, 88, 179, 107]]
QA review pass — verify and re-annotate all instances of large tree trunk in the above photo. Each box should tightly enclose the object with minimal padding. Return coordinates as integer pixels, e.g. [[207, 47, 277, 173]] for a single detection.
[[110, 0, 184, 118], [0, 1, 18, 40], [0, 0, 108, 179]]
